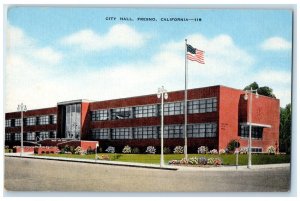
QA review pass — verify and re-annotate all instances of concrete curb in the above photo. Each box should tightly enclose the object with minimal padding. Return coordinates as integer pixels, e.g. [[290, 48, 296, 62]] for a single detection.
[[4, 154, 178, 171], [4, 154, 290, 172], [174, 163, 290, 171]]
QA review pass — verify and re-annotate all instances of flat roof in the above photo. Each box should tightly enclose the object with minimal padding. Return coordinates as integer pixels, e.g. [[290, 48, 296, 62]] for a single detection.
[[57, 99, 92, 105]]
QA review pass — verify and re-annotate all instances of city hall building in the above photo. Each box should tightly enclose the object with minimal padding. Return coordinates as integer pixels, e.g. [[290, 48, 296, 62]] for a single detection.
[[4, 85, 280, 153]]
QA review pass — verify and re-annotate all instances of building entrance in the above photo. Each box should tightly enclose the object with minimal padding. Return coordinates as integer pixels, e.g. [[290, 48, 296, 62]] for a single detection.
[[64, 104, 81, 139]]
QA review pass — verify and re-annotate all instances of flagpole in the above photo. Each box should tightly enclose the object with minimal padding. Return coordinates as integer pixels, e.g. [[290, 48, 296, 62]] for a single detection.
[[184, 39, 188, 160]]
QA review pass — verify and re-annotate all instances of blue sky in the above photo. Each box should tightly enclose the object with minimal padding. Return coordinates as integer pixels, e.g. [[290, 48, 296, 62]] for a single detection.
[[5, 7, 293, 112]]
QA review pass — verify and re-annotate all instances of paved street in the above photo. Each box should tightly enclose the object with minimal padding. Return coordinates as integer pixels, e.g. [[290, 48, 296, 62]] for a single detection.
[[4, 157, 290, 192]]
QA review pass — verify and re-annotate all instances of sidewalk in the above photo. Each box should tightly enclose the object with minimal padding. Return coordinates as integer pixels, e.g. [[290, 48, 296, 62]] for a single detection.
[[4, 153, 177, 170], [173, 163, 290, 171], [4, 153, 290, 171]]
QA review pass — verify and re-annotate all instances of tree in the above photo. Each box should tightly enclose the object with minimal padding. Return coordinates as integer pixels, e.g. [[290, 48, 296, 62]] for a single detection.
[[280, 104, 291, 153], [244, 82, 259, 91], [243, 82, 276, 98]]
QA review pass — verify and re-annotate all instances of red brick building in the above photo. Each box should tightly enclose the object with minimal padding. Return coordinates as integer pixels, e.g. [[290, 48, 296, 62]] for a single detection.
[[5, 85, 280, 153]]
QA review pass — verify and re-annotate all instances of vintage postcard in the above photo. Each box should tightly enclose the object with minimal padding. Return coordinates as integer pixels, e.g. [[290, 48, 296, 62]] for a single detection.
[[3, 5, 294, 194]]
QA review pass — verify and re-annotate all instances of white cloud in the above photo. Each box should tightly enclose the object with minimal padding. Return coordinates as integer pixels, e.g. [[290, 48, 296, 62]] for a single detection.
[[33, 47, 63, 64], [261, 37, 291, 51], [5, 28, 291, 112], [60, 24, 148, 51], [6, 24, 63, 65], [254, 69, 291, 106], [6, 25, 34, 49]]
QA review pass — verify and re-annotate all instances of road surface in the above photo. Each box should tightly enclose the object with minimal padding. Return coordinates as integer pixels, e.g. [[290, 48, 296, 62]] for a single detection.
[[4, 157, 290, 192]]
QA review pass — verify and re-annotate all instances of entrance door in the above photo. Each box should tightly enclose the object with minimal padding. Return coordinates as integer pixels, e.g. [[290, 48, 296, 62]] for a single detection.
[[65, 104, 81, 139]]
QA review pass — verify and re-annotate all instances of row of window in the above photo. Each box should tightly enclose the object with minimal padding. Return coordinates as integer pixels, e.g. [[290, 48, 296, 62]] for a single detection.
[[91, 123, 218, 140], [251, 147, 263, 153], [5, 115, 57, 127], [5, 131, 57, 141], [91, 97, 218, 121]]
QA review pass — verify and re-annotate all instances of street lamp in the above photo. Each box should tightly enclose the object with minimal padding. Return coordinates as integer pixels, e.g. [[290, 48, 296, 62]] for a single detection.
[[157, 86, 168, 167], [95, 142, 99, 162], [17, 103, 27, 156], [244, 87, 259, 169]]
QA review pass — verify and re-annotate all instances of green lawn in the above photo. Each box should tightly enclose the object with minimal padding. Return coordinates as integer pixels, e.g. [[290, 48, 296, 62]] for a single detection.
[[36, 153, 290, 165]]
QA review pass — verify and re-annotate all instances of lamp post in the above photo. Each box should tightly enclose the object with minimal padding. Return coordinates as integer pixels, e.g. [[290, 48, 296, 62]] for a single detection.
[[244, 87, 259, 169], [157, 86, 168, 167], [95, 142, 99, 162], [17, 103, 27, 156]]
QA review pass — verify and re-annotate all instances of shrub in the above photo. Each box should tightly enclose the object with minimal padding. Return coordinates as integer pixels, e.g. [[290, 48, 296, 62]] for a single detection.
[[122, 145, 131, 154], [180, 158, 188, 164], [227, 139, 240, 152], [97, 147, 103, 153], [267, 146, 276, 155], [198, 157, 208, 165], [197, 146, 208, 154], [209, 149, 218, 154], [173, 146, 184, 154], [64, 145, 70, 153], [145, 146, 156, 154], [168, 160, 180, 165], [41, 151, 45, 154], [214, 158, 223, 166], [163, 147, 171, 154], [207, 158, 223, 166], [219, 149, 226, 155], [207, 158, 215, 165], [46, 151, 49, 154], [239, 147, 248, 154], [70, 146, 75, 154], [188, 157, 198, 165], [74, 146, 84, 155], [105, 146, 115, 153], [100, 154, 110, 160], [87, 146, 95, 154], [132, 147, 140, 154]]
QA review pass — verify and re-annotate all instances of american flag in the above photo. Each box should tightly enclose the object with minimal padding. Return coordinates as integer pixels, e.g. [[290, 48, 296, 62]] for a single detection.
[[186, 44, 205, 64]]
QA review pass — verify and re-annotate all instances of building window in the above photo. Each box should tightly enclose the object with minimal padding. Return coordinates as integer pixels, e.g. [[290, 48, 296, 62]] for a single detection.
[[91, 110, 109, 121], [15, 119, 21, 127], [39, 131, 49, 140], [240, 125, 263, 139], [251, 147, 262, 153], [111, 107, 132, 120], [158, 102, 184, 116], [5, 120, 11, 127], [134, 105, 157, 118], [38, 116, 50, 125], [49, 131, 57, 138], [50, 115, 57, 124], [187, 123, 217, 138], [26, 132, 35, 141], [25, 117, 36, 126], [188, 97, 217, 114], [158, 124, 183, 138], [133, 126, 158, 139], [91, 129, 110, 139], [111, 127, 131, 139], [14, 133, 21, 141], [213, 98, 217, 111], [5, 133, 11, 141]]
